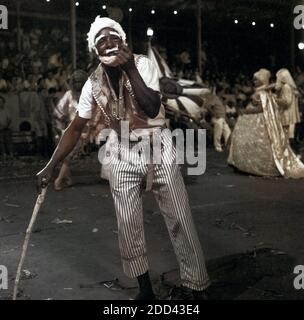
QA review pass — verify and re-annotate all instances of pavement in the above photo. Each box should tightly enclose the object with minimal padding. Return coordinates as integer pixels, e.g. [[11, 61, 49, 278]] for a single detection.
[[1, 148, 304, 300]]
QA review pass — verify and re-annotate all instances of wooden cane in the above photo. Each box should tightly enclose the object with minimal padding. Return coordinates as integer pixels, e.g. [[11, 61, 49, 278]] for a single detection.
[[13, 186, 48, 300]]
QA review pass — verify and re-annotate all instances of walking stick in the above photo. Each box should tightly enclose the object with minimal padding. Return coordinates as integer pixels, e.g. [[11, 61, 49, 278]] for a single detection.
[[13, 185, 48, 300]]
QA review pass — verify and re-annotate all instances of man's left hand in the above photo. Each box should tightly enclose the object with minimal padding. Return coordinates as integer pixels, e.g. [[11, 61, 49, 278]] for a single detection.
[[115, 45, 136, 71]]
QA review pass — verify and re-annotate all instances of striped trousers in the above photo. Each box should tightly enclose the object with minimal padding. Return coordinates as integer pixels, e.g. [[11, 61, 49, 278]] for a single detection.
[[108, 130, 210, 291]]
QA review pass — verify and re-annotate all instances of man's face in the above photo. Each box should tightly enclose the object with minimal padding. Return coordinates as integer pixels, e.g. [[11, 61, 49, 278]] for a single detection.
[[95, 28, 122, 57]]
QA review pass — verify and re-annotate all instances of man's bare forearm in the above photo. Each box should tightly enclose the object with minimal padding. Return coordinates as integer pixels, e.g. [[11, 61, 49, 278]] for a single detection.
[[126, 69, 161, 118], [46, 129, 80, 169], [46, 115, 88, 169]]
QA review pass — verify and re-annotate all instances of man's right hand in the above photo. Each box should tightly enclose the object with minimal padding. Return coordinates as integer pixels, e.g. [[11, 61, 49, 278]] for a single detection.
[[36, 165, 54, 194]]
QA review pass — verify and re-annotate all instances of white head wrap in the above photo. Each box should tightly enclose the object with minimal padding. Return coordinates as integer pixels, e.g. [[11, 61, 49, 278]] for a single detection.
[[276, 68, 297, 90], [87, 16, 126, 54], [253, 68, 271, 86]]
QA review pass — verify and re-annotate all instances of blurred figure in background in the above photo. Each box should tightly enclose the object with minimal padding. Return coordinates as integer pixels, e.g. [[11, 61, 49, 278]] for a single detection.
[[45, 70, 59, 91], [53, 70, 88, 190], [225, 99, 238, 129], [0, 71, 8, 92], [275, 69, 301, 155], [204, 93, 231, 152], [0, 96, 13, 160]]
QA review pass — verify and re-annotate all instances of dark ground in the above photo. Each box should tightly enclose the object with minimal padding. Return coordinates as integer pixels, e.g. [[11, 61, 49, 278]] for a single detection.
[[1, 148, 304, 300]]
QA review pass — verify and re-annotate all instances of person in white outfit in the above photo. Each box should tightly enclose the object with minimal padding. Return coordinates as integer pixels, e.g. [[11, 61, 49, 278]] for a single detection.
[[52, 70, 88, 190], [275, 68, 301, 154], [204, 94, 231, 152]]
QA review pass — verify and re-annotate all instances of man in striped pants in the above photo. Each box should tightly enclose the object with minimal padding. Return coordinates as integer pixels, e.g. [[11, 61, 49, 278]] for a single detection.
[[37, 16, 210, 300]]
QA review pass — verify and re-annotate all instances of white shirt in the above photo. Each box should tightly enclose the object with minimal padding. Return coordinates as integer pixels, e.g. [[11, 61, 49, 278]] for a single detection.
[[55, 90, 78, 122]]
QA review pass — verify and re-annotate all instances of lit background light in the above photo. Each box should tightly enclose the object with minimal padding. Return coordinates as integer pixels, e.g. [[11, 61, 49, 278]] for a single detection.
[[174, 10, 178, 15], [147, 27, 154, 37], [129, 8, 132, 12], [298, 42, 304, 50], [102, 5, 106, 10], [252, 21, 256, 26], [151, 10, 155, 14], [234, 19, 239, 24], [270, 23, 274, 28]]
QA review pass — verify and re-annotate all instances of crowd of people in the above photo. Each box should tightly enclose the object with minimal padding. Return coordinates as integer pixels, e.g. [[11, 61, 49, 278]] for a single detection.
[[0, 25, 93, 159]]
